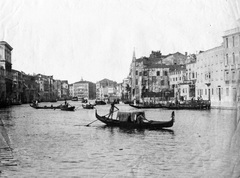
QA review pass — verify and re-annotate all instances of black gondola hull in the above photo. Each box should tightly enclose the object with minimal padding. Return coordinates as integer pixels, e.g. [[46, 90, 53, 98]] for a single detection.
[[95, 110, 174, 129]]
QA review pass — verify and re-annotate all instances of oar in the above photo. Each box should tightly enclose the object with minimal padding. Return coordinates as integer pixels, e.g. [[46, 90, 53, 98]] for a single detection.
[[86, 119, 98, 127], [85, 109, 118, 127]]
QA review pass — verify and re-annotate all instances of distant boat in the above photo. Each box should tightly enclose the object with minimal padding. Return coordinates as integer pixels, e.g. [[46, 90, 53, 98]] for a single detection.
[[60, 105, 75, 111], [95, 109, 175, 129], [164, 100, 211, 110], [129, 103, 162, 109], [71, 97, 78, 101], [82, 103, 95, 109], [30, 104, 61, 109]]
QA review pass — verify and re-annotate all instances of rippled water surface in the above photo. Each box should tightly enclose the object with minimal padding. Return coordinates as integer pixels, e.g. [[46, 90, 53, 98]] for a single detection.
[[1, 101, 240, 177]]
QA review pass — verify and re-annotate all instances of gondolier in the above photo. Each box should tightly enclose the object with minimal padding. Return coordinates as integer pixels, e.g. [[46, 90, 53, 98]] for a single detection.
[[108, 102, 119, 119]]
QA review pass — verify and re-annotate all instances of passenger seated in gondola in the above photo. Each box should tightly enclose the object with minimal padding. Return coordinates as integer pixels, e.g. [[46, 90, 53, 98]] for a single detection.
[[64, 100, 68, 107], [136, 114, 144, 124], [127, 115, 132, 123]]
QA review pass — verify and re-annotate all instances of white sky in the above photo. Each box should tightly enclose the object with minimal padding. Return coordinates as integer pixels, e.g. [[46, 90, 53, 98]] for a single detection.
[[0, 0, 239, 84]]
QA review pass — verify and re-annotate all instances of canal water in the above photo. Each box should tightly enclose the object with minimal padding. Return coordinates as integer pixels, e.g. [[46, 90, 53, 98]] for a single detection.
[[0, 101, 240, 177]]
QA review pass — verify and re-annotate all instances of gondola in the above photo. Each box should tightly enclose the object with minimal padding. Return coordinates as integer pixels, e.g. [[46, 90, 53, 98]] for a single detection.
[[82, 103, 95, 109], [129, 103, 162, 109], [60, 106, 75, 111], [95, 100, 106, 105], [71, 97, 78, 101], [95, 109, 174, 129], [30, 104, 61, 109]]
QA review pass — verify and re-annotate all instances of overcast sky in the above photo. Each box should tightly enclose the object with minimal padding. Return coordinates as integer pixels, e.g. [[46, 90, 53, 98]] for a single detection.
[[0, 0, 239, 83]]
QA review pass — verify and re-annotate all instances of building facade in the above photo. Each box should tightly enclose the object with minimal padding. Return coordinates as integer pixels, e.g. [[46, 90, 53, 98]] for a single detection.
[[195, 26, 240, 108], [0, 41, 13, 103], [73, 80, 96, 100], [96, 79, 117, 100]]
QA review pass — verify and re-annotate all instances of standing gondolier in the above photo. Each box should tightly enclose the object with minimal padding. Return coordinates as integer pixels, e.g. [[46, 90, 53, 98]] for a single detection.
[[108, 102, 119, 119]]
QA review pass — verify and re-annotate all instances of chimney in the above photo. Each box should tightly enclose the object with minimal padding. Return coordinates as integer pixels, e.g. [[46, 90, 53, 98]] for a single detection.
[[185, 52, 188, 56]]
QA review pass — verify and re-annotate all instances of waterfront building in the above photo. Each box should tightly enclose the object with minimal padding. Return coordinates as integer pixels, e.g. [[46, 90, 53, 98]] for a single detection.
[[69, 84, 73, 98], [53, 80, 62, 99], [12, 69, 23, 103], [0, 66, 6, 105], [73, 80, 96, 100], [122, 78, 130, 101], [184, 61, 197, 100], [96, 78, 117, 101], [22, 73, 38, 103], [222, 26, 240, 107], [129, 50, 176, 103], [0, 41, 13, 103], [61, 80, 69, 99], [195, 26, 240, 108], [169, 65, 186, 100], [196, 46, 224, 107], [35, 74, 54, 102], [116, 83, 123, 101]]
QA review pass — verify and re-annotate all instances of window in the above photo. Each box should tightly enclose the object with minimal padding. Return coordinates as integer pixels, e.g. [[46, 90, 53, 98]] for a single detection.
[[232, 71, 235, 80], [226, 37, 228, 48], [205, 89, 207, 95], [226, 88, 229, 96], [212, 88, 214, 95], [139, 72, 142, 76], [226, 54, 229, 65], [225, 71, 229, 80], [233, 36, 235, 47], [157, 71, 160, 76], [136, 71, 138, 75], [136, 79, 138, 85], [233, 53, 235, 64], [164, 71, 168, 76]]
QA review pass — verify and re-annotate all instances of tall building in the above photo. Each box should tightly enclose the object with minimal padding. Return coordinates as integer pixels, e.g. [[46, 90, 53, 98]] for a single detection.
[[12, 69, 24, 103], [61, 80, 69, 99], [195, 26, 240, 108], [128, 50, 176, 102], [35, 74, 54, 101], [73, 80, 96, 100], [0, 41, 13, 103], [96, 79, 117, 100]]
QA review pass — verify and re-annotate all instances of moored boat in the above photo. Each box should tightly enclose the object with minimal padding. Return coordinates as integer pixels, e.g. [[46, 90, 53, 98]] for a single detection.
[[95, 109, 174, 129], [164, 100, 211, 110], [129, 103, 162, 109]]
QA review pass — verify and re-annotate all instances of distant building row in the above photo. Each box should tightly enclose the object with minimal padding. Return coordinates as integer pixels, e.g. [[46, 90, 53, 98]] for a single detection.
[[0, 41, 70, 106], [127, 25, 240, 109]]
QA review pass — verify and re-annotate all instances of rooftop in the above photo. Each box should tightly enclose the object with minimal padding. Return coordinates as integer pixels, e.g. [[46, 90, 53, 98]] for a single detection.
[[0, 41, 13, 50], [223, 27, 240, 37]]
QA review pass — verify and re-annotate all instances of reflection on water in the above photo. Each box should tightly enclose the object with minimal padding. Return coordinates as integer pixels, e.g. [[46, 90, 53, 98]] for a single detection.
[[0, 102, 240, 177], [97, 125, 175, 135]]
